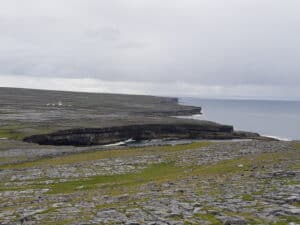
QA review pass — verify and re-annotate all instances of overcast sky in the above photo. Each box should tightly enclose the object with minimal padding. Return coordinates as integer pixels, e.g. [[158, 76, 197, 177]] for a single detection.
[[0, 0, 300, 100]]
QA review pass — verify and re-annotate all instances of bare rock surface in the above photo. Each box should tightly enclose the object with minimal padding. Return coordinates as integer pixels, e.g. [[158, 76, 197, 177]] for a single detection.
[[0, 140, 299, 225]]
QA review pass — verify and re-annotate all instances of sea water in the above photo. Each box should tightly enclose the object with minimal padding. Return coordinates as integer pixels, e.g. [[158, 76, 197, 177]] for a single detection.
[[180, 98, 300, 141]]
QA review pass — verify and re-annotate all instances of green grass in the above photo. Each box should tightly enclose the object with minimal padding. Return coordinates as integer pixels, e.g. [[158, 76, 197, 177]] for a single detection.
[[184, 222, 198, 225], [167, 214, 184, 220], [0, 162, 183, 193], [37, 219, 73, 225], [190, 150, 299, 177], [0, 156, 27, 165], [4, 151, 246, 194], [270, 216, 300, 225], [224, 210, 268, 225], [270, 222, 288, 225], [0, 142, 210, 169], [0, 157, 12, 163], [2, 149, 299, 196], [283, 180, 300, 186], [193, 213, 221, 225], [191, 158, 249, 175], [0, 153, 248, 194], [43, 151, 289, 194], [154, 142, 210, 151], [0, 128, 25, 140], [0, 123, 63, 141], [47, 162, 182, 194], [252, 190, 264, 196], [0, 124, 29, 139], [96, 202, 126, 210], [242, 194, 255, 201], [291, 202, 300, 207]]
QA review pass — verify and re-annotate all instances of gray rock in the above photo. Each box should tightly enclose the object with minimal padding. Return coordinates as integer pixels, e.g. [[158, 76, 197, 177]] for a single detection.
[[223, 217, 247, 225]]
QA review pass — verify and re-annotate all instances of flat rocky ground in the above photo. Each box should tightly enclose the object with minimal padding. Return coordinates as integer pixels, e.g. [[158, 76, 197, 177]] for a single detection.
[[0, 140, 299, 225], [0, 87, 201, 141]]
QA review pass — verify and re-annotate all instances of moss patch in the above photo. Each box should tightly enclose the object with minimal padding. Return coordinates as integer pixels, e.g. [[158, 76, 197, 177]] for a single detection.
[[0, 125, 25, 140], [242, 194, 255, 201]]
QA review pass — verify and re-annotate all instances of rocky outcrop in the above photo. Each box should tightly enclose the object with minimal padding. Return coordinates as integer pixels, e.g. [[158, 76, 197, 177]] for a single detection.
[[23, 123, 268, 146]]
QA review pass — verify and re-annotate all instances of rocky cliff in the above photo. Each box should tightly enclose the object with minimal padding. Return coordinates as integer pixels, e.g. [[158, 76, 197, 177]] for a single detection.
[[23, 123, 267, 146]]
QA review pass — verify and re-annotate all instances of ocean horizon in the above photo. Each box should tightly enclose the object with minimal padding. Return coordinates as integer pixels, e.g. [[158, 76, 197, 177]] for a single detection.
[[180, 97, 300, 141]]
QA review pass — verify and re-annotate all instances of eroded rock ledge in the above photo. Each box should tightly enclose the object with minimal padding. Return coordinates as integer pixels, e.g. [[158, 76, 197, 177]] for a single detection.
[[23, 123, 268, 146]]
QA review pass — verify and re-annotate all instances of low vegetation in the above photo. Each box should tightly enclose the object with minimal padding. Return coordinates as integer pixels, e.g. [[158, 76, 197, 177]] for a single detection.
[[2, 149, 296, 196], [0, 141, 210, 169], [0, 139, 299, 225], [47, 162, 182, 194], [0, 124, 25, 140]]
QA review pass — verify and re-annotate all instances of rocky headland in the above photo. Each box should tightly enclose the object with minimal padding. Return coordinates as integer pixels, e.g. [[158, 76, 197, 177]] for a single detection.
[[23, 123, 269, 146]]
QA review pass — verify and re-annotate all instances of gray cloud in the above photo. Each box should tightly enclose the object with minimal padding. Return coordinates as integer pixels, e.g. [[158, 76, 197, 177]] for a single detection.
[[0, 0, 300, 98]]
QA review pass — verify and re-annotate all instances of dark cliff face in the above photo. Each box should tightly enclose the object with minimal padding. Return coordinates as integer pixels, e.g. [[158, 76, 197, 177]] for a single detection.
[[23, 123, 263, 147]]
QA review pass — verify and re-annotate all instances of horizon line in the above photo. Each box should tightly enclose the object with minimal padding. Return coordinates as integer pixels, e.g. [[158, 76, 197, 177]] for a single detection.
[[1, 86, 299, 102]]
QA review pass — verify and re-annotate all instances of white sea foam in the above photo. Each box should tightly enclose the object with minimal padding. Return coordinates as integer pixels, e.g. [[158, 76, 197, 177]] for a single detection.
[[263, 135, 290, 141], [174, 114, 203, 120], [104, 138, 135, 147]]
